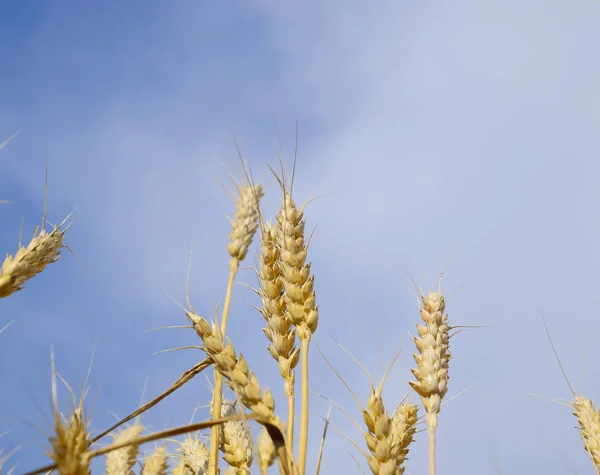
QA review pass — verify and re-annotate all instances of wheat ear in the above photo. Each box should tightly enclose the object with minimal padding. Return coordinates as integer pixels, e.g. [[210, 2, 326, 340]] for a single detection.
[[141, 446, 168, 475], [409, 291, 451, 475], [209, 183, 263, 474], [0, 219, 69, 298], [276, 191, 318, 475], [258, 222, 299, 448], [105, 422, 144, 475]]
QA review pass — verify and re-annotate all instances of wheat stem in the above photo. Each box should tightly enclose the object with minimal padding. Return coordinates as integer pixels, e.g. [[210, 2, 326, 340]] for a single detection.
[[427, 413, 436, 475], [209, 258, 240, 475], [287, 393, 295, 452], [298, 337, 310, 475]]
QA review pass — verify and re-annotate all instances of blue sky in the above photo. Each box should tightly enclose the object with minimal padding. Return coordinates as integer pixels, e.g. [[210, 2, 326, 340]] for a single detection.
[[1, 1, 600, 473]]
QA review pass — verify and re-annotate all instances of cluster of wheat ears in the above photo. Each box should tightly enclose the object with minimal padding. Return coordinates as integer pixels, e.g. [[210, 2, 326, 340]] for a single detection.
[[1, 130, 599, 475]]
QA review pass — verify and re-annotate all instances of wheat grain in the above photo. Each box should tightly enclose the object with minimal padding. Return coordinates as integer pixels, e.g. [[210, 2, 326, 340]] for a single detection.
[[105, 423, 144, 475]]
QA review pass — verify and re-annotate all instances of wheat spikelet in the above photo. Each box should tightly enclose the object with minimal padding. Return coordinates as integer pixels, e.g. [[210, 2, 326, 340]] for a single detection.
[[227, 184, 264, 262], [390, 403, 418, 474], [0, 223, 68, 298], [573, 396, 600, 472], [105, 422, 144, 475], [257, 427, 276, 473], [141, 446, 168, 475], [178, 435, 209, 475]]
